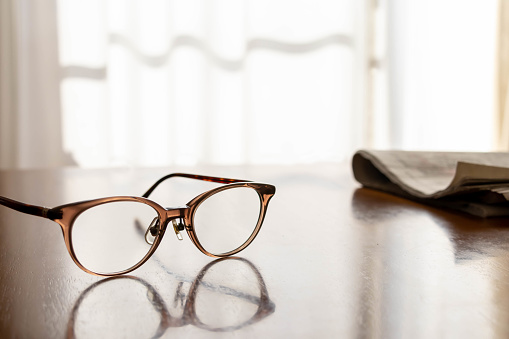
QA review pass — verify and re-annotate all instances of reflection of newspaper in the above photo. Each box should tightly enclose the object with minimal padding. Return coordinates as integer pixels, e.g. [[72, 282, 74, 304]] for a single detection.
[[352, 150, 509, 217]]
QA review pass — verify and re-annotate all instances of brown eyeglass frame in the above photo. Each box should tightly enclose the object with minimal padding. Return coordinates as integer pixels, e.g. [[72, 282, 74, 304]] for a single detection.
[[0, 173, 276, 277]]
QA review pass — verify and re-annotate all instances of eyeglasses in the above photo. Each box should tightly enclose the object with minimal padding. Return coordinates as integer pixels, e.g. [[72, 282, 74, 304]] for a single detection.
[[0, 173, 276, 276]]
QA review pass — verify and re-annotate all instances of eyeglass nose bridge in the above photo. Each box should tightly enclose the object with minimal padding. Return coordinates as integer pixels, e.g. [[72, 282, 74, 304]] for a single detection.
[[164, 207, 188, 242]]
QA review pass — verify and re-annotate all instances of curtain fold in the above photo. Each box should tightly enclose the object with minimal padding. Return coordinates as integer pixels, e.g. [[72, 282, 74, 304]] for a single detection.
[[498, 0, 509, 149], [0, 0, 74, 169], [0, 0, 19, 167]]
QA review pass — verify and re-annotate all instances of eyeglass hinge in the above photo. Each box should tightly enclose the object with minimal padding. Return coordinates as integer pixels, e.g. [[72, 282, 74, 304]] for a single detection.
[[41, 207, 62, 220]]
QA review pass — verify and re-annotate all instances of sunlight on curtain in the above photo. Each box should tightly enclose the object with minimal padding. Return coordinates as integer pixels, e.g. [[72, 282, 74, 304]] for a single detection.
[[57, 0, 363, 167], [0, 0, 499, 169], [1, 0, 70, 169], [383, 0, 497, 151]]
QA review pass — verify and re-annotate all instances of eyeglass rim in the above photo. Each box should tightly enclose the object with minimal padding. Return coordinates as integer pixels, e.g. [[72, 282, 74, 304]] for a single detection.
[[53, 196, 169, 276], [185, 182, 275, 258], [52, 182, 275, 276]]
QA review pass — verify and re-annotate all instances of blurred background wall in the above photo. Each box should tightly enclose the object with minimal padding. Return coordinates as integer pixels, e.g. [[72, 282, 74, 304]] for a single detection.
[[0, 0, 502, 169]]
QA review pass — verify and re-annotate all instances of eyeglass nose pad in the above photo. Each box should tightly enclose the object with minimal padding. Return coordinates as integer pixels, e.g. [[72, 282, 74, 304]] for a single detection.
[[145, 217, 159, 245], [172, 219, 184, 241]]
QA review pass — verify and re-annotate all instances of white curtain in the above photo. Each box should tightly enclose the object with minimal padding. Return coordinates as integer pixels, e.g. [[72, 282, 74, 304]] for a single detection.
[[384, 0, 498, 151], [0, 0, 74, 168], [0, 0, 500, 169], [59, 0, 370, 168]]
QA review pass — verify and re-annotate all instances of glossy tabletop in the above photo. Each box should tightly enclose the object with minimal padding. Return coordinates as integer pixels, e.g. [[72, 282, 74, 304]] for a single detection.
[[1, 164, 509, 338]]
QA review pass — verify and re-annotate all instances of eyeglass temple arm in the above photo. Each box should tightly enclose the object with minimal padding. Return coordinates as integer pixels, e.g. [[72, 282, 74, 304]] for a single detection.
[[0, 196, 62, 220], [142, 173, 250, 198]]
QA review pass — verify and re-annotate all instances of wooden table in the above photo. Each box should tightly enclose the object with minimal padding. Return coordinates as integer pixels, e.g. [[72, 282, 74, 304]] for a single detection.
[[1, 164, 509, 338]]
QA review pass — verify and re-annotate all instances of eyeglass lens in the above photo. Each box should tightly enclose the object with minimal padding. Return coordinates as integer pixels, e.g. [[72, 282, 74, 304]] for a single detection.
[[71, 201, 159, 275], [192, 187, 262, 255]]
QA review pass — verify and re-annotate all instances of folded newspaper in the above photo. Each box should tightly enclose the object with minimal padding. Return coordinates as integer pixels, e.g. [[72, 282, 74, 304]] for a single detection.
[[352, 150, 509, 217]]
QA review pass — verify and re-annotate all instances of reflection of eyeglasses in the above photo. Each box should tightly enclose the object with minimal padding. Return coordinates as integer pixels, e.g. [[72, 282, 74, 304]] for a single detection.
[[0, 173, 276, 276], [67, 258, 275, 338]]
